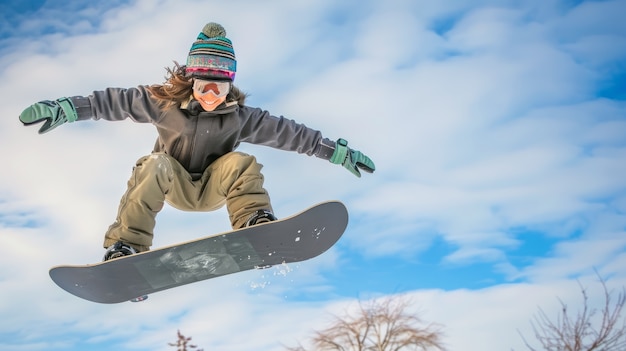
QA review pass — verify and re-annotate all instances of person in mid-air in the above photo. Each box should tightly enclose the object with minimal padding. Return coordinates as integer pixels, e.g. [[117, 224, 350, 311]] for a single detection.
[[19, 22, 375, 261]]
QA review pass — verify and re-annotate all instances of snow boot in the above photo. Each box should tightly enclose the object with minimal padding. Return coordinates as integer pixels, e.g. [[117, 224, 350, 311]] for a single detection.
[[244, 209, 277, 227], [103, 241, 138, 261]]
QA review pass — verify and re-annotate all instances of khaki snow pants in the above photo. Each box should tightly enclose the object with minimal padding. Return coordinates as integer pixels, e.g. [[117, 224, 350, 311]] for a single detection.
[[103, 152, 272, 252]]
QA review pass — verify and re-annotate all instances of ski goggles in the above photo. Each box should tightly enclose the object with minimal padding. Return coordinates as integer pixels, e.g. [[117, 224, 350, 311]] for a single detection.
[[193, 79, 231, 98]]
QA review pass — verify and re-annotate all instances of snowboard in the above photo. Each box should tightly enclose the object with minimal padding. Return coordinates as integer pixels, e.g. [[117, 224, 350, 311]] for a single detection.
[[49, 201, 348, 304]]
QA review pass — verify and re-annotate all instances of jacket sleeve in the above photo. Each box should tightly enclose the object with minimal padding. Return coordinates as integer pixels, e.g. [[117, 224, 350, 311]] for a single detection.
[[238, 106, 337, 160], [69, 86, 162, 123]]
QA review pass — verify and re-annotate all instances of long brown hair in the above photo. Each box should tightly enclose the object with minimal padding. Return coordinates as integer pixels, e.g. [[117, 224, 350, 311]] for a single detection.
[[147, 62, 247, 109]]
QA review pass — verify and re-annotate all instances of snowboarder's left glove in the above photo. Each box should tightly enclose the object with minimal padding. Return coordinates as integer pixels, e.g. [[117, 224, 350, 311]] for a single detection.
[[330, 138, 375, 178], [19, 97, 78, 134]]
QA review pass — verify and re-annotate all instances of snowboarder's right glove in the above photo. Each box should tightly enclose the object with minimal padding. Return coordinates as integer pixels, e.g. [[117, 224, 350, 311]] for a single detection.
[[19, 97, 78, 134], [329, 138, 376, 178]]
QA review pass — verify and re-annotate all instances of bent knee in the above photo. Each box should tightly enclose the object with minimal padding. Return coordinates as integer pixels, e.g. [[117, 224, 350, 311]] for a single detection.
[[135, 153, 179, 176], [221, 152, 262, 169]]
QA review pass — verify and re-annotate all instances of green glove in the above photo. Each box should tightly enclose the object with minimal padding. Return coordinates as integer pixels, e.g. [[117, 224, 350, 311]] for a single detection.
[[330, 138, 376, 178], [19, 97, 78, 134]]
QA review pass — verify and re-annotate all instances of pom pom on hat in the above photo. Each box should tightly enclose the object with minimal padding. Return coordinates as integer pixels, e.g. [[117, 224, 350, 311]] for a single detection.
[[202, 22, 226, 37], [186, 22, 236, 81]]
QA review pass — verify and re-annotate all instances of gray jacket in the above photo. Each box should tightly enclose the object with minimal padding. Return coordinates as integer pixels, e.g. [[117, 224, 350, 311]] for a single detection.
[[70, 86, 336, 180]]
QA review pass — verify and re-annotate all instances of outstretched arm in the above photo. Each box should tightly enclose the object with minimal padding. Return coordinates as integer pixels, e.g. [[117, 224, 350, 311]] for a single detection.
[[19, 86, 161, 134], [239, 106, 376, 178]]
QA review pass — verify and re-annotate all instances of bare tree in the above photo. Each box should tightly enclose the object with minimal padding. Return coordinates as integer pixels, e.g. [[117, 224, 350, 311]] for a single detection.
[[285, 296, 446, 351], [520, 275, 626, 351], [169, 330, 204, 351]]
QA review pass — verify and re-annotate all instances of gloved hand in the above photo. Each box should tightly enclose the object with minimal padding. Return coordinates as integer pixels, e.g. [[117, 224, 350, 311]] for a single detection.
[[19, 97, 78, 134], [330, 138, 375, 178]]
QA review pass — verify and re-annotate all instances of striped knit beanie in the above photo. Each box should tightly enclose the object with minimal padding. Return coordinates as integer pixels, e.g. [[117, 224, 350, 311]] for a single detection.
[[185, 23, 236, 81]]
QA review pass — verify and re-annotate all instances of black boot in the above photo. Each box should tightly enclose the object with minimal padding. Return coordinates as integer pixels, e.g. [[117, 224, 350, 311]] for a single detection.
[[243, 209, 277, 227], [103, 241, 138, 261]]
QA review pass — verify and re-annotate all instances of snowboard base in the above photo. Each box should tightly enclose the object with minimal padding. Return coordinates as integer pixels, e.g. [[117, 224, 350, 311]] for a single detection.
[[49, 201, 349, 303]]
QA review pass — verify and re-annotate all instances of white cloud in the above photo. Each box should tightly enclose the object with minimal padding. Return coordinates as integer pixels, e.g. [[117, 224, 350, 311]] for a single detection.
[[0, 0, 625, 350]]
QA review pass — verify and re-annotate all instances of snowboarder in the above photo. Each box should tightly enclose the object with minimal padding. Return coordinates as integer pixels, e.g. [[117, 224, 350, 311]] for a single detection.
[[18, 22, 375, 261]]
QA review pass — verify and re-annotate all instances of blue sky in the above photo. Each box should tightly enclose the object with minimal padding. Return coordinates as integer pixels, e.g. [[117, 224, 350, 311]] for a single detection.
[[1, 0, 626, 350]]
